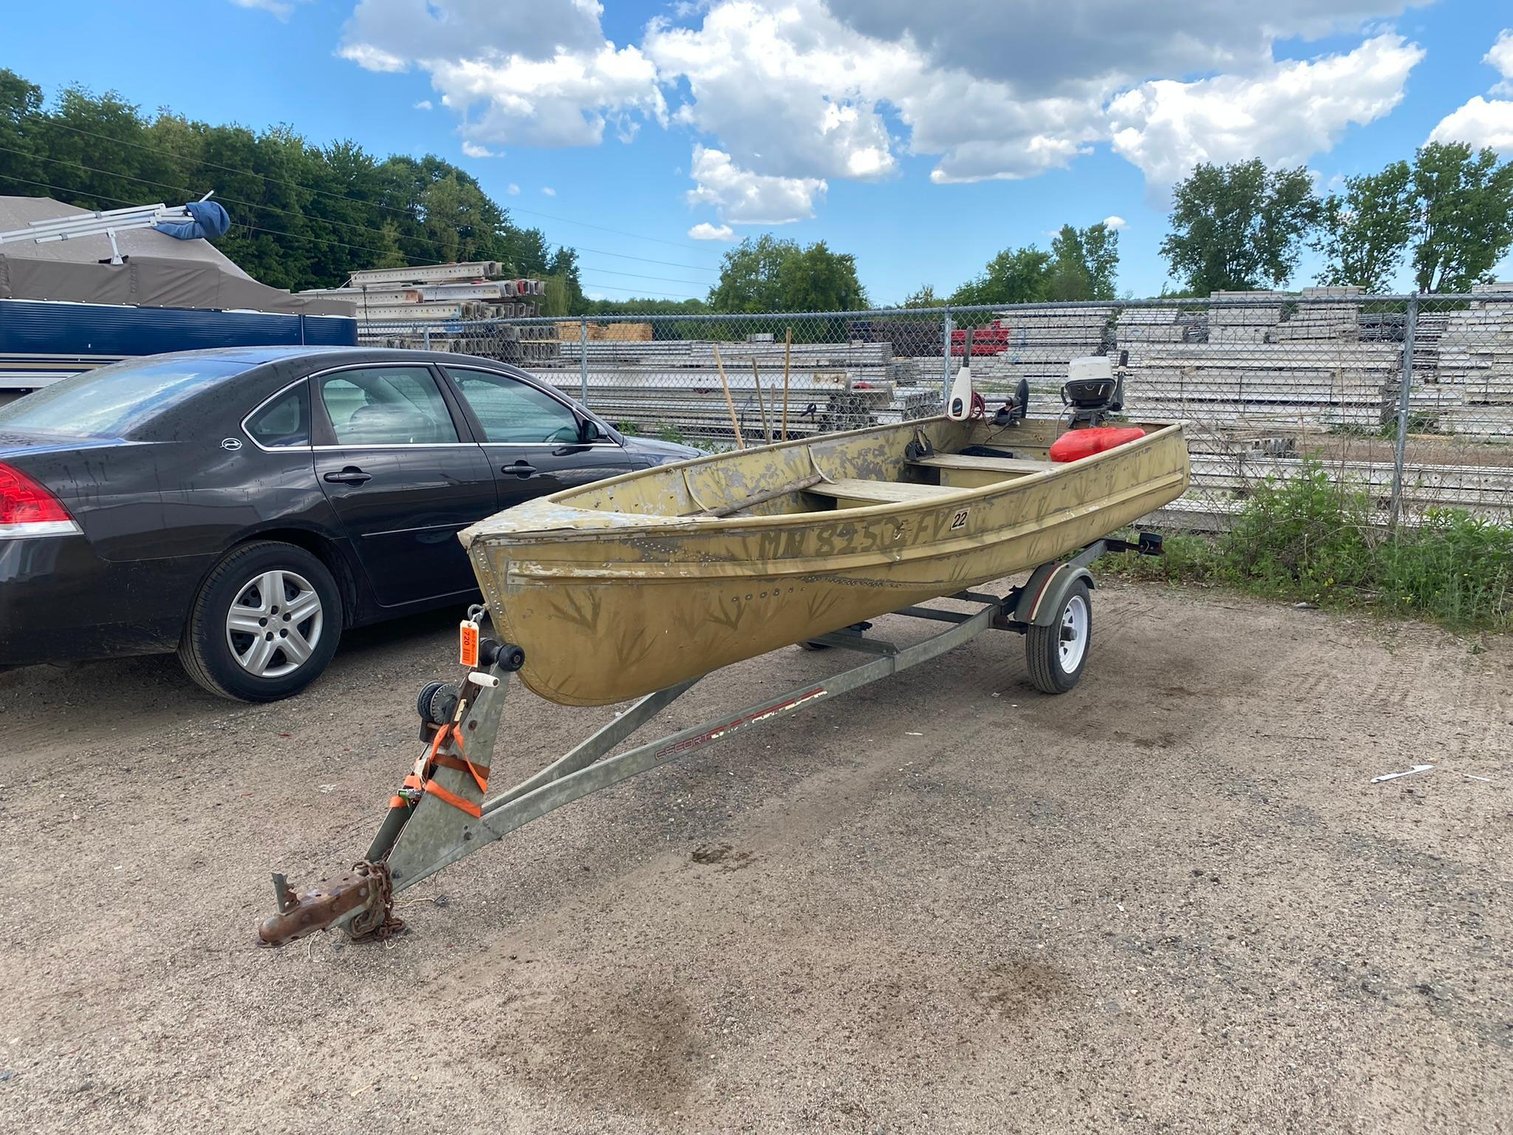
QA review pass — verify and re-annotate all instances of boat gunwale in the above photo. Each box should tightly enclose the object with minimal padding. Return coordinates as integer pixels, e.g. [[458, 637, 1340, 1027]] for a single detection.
[[464, 418, 1191, 540], [503, 469, 1191, 581]]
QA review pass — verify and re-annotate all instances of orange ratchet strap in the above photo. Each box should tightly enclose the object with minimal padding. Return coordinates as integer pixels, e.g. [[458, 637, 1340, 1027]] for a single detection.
[[412, 722, 491, 819]]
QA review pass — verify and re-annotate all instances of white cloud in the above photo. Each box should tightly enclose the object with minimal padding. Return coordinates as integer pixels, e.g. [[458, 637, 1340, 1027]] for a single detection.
[[686, 146, 826, 223], [1107, 33, 1423, 189], [688, 222, 737, 241], [339, 1, 665, 148], [338, 0, 1432, 215], [1428, 30, 1513, 154], [430, 45, 665, 148], [339, 41, 408, 72], [1488, 29, 1513, 95], [644, 2, 900, 182], [461, 141, 496, 158], [1103, 215, 1127, 230], [414, 99, 433, 110], [541, 186, 557, 197], [230, 0, 305, 18], [824, 0, 1426, 92], [1430, 98, 1513, 154], [506, 183, 520, 196]]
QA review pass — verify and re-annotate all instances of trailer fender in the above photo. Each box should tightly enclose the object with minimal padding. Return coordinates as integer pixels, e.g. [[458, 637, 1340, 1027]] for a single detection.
[[1014, 563, 1095, 627]]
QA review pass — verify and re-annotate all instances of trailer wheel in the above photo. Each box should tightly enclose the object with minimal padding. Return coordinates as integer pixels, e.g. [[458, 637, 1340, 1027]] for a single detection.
[[1025, 579, 1091, 694]]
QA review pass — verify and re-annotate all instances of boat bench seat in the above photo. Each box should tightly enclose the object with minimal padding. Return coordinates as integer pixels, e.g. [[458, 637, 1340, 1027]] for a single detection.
[[805, 478, 967, 505], [911, 454, 1057, 474]]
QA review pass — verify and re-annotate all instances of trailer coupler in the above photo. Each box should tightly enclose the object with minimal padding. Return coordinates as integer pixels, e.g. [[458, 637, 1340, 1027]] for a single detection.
[[257, 860, 399, 947]]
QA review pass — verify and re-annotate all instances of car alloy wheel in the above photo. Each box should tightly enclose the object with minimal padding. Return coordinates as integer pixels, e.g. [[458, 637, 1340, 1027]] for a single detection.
[[179, 540, 343, 702], [224, 568, 325, 678]]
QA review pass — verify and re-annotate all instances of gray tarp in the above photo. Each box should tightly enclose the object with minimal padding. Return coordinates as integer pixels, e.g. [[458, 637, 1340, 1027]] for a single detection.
[[0, 254, 355, 316]]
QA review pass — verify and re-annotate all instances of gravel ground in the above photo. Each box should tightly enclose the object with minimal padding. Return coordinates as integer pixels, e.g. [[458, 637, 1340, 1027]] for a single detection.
[[0, 581, 1509, 1135]]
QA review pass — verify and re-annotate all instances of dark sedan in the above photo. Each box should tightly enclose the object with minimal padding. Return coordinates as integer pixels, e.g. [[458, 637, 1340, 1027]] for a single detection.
[[0, 346, 700, 701]]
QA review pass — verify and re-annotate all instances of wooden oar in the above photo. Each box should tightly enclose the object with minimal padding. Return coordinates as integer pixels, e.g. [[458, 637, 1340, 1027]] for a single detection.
[[751, 360, 774, 444], [711, 344, 745, 448], [780, 328, 793, 441]]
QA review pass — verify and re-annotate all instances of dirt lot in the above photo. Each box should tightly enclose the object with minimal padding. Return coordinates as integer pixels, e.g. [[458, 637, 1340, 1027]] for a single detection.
[[0, 582, 1509, 1134]]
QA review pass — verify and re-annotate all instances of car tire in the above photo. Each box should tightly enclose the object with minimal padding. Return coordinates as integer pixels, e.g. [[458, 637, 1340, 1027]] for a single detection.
[[178, 540, 343, 702]]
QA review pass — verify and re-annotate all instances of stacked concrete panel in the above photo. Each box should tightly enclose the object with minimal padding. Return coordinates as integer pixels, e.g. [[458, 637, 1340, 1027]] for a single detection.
[[1116, 307, 1189, 344], [1271, 287, 1363, 342], [1207, 291, 1283, 343], [529, 337, 933, 439], [1406, 285, 1513, 436], [1117, 341, 1402, 429], [1150, 434, 1513, 531], [965, 306, 1114, 412]]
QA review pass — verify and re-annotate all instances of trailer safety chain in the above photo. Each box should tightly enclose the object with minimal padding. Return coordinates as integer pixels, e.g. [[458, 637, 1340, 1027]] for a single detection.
[[345, 859, 404, 942]]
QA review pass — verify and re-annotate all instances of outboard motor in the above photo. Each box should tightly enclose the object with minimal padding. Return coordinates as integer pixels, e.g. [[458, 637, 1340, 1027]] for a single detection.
[[1061, 351, 1127, 428]]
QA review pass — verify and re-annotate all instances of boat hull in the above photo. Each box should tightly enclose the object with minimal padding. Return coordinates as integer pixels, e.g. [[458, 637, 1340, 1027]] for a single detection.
[[462, 417, 1189, 706]]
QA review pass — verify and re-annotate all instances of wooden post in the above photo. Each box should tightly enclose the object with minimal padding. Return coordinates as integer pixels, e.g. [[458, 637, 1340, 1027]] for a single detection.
[[781, 328, 793, 441], [711, 344, 746, 449], [751, 360, 774, 444]]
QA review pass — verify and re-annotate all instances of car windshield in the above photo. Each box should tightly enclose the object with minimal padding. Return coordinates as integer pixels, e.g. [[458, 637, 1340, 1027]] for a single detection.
[[0, 356, 252, 438]]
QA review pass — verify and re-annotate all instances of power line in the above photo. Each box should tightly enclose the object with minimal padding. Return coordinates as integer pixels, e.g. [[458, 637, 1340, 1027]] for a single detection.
[[25, 113, 438, 227], [581, 281, 701, 300], [572, 244, 717, 272], [0, 173, 461, 270], [24, 111, 714, 255], [1, 174, 705, 301], [0, 142, 466, 261], [578, 265, 712, 287], [493, 203, 708, 252]]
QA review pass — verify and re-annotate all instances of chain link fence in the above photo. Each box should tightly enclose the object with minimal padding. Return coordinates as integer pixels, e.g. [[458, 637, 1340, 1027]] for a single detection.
[[360, 284, 1513, 533]]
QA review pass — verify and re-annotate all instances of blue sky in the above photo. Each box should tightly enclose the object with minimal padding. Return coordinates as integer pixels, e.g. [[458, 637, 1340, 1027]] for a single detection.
[[5, 1, 1512, 304]]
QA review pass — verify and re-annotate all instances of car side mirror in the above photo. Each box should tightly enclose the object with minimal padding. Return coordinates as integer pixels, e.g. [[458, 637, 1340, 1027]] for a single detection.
[[579, 418, 605, 443]]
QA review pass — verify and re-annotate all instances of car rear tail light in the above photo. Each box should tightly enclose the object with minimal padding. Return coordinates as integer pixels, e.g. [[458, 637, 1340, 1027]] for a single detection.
[[0, 461, 80, 537]]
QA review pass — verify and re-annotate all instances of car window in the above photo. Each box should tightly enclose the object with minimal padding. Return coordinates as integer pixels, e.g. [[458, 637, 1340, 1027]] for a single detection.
[[317, 367, 459, 445], [245, 384, 311, 448], [445, 367, 583, 444], [0, 356, 251, 438]]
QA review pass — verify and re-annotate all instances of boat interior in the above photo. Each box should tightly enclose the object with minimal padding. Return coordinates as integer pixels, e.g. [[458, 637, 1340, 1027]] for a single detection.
[[556, 405, 1175, 526]]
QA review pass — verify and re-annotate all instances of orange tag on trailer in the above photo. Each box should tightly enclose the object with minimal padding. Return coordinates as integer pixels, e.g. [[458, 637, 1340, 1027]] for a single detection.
[[459, 621, 480, 668]]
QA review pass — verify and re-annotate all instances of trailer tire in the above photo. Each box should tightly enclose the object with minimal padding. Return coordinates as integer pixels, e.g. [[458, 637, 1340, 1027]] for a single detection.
[[1025, 579, 1091, 694]]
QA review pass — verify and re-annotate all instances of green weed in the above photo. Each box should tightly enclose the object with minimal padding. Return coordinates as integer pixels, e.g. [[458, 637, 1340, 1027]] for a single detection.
[[1113, 460, 1512, 632]]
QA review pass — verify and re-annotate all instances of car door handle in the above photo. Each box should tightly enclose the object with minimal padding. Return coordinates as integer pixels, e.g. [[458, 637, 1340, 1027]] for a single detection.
[[323, 467, 372, 485], [502, 462, 537, 478]]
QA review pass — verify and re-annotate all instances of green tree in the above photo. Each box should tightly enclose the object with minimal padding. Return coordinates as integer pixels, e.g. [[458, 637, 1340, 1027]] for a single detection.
[[780, 240, 867, 311], [948, 246, 1051, 313], [900, 284, 941, 308], [1314, 161, 1414, 291], [1048, 222, 1119, 300], [1409, 141, 1513, 294], [0, 67, 581, 293], [545, 246, 585, 314], [708, 234, 867, 312], [1160, 159, 1322, 294], [0, 70, 43, 195]]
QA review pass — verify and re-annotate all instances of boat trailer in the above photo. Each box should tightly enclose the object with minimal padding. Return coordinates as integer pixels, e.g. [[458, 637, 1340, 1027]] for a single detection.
[[257, 534, 1163, 946]]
